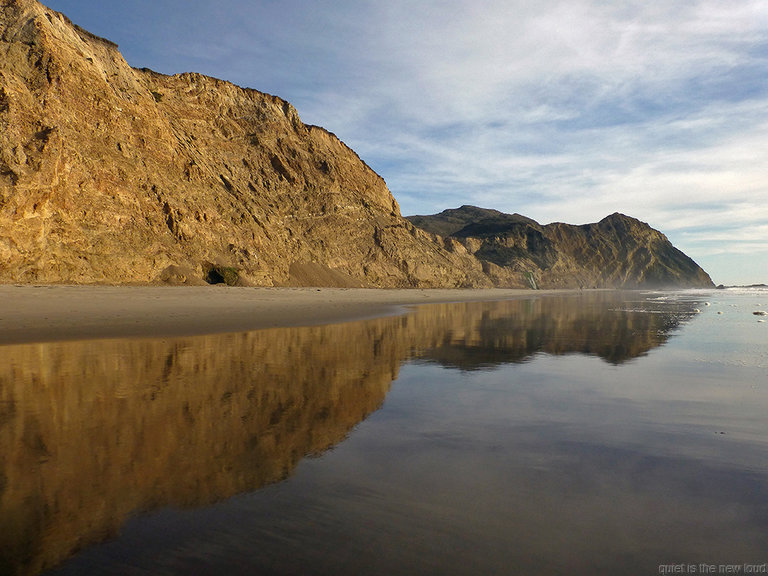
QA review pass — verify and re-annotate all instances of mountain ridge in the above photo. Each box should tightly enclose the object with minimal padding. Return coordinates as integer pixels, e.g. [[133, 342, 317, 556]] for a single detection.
[[406, 206, 713, 288]]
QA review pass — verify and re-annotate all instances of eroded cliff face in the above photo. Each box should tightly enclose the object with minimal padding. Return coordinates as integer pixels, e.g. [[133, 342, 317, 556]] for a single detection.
[[408, 207, 714, 289], [0, 0, 489, 287]]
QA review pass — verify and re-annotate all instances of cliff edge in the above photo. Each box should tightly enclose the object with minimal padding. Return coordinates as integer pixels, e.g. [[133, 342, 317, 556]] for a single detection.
[[0, 0, 489, 287]]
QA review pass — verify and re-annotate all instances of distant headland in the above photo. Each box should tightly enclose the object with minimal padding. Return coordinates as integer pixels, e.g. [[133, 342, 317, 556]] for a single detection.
[[0, 0, 713, 289]]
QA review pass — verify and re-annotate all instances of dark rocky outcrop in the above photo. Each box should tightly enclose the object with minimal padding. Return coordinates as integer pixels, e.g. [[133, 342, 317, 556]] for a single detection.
[[408, 206, 714, 288]]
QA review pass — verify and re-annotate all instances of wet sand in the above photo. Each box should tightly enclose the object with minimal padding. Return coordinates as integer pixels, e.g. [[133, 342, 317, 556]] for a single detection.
[[0, 285, 558, 345]]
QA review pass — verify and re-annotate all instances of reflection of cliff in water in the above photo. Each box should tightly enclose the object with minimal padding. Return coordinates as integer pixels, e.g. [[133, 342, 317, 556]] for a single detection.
[[0, 292, 697, 575], [415, 292, 697, 370], [0, 322, 402, 576]]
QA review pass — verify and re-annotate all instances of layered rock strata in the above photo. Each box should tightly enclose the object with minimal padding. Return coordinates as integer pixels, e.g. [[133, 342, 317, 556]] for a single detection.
[[0, 0, 488, 287]]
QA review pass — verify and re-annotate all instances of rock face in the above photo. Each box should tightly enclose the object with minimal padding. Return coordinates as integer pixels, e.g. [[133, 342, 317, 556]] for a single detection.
[[0, 0, 489, 287], [408, 206, 714, 289], [0, 0, 713, 289]]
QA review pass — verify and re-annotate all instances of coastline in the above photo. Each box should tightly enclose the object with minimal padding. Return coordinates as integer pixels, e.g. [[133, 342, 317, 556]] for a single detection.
[[0, 285, 569, 345]]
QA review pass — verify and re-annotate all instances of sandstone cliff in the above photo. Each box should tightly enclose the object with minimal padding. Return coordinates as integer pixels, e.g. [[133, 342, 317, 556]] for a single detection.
[[408, 206, 714, 289], [0, 0, 489, 287]]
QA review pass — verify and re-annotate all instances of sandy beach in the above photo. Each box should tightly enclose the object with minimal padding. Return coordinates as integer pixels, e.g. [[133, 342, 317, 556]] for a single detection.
[[0, 285, 556, 345]]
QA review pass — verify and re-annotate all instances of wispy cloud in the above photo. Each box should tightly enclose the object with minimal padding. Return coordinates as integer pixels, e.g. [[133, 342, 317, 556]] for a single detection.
[[43, 0, 768, 283]]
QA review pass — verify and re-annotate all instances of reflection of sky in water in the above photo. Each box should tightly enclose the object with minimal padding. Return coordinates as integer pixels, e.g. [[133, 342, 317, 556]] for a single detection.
[[5, 290, 768, 575]]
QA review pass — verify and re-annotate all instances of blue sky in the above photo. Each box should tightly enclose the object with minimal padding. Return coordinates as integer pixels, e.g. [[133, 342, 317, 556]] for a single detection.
[[43, 0, 768, 285]]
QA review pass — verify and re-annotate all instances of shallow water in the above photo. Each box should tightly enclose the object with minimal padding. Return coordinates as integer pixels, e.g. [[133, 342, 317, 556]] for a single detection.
[[2, 290, 767, 575]]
